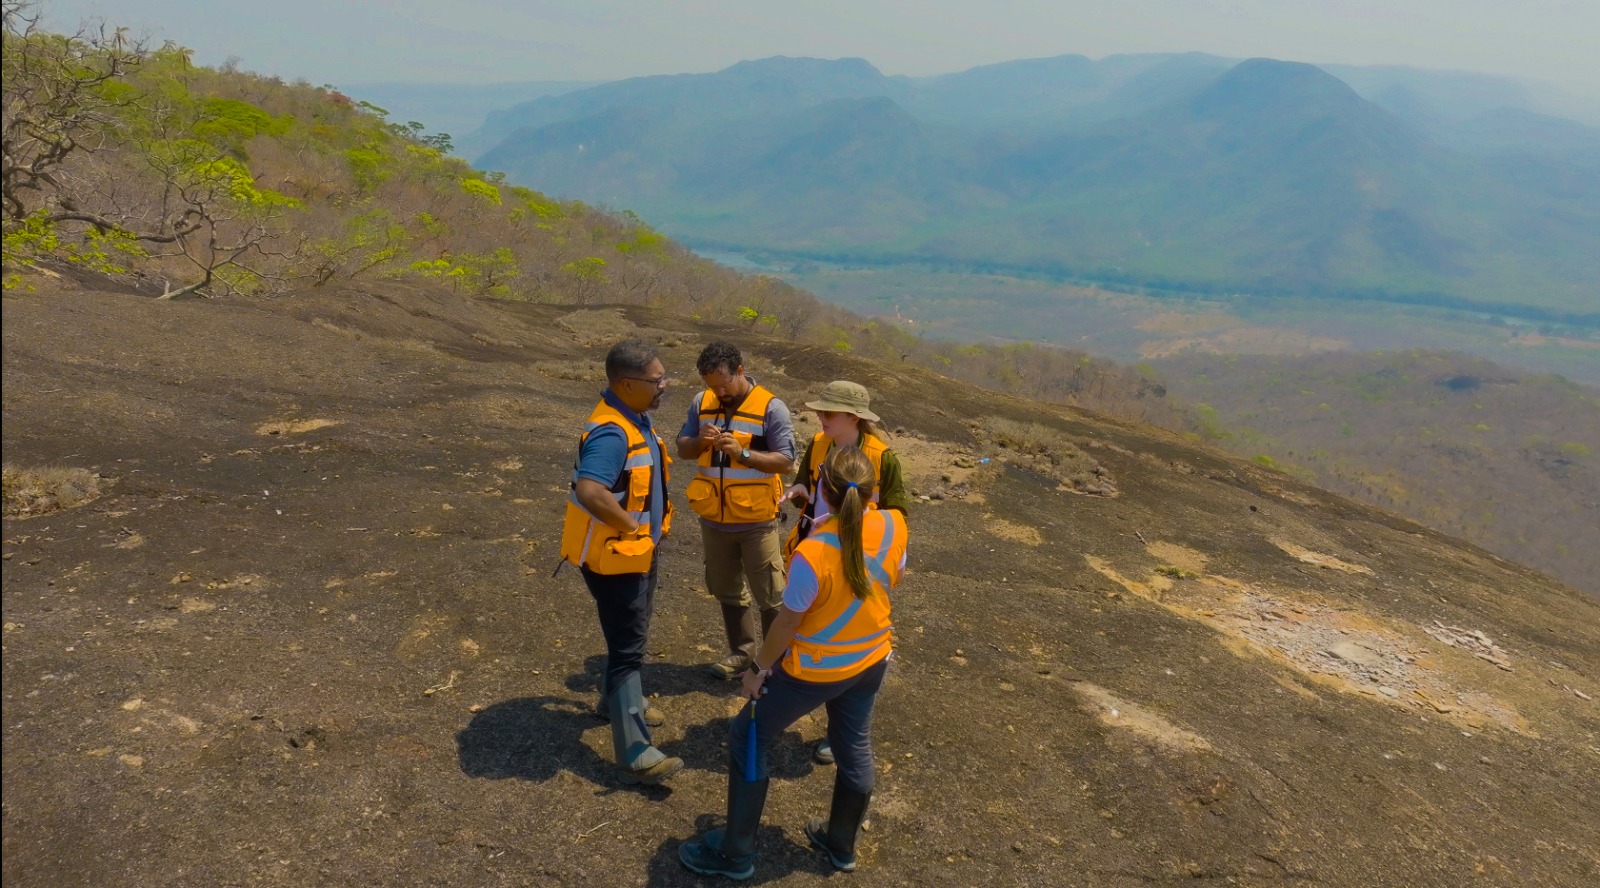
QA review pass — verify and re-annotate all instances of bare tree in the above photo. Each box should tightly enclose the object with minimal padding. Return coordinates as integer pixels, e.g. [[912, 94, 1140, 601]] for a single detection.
[[1, 1, 146, 225], [137, 140, 300, 297], [3, 6, 302, 294]]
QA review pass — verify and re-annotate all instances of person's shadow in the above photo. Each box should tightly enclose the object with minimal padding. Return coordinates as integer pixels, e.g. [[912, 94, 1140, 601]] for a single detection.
[[457, 655, 785, 794], [452, 694, 603, 779], [458, 659, 835, 879], [562, 654, 824, 776], [457, 694, 690, 798]]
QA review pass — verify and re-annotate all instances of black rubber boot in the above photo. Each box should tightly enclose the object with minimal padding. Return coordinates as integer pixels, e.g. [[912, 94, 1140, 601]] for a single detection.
[[805, 773, 871, 872], [678, 767, 771, 880], [759, 606, 780, 636]]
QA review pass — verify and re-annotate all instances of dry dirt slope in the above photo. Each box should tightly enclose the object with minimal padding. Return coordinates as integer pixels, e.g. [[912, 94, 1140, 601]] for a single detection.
[[2, 279, 1597, 888]]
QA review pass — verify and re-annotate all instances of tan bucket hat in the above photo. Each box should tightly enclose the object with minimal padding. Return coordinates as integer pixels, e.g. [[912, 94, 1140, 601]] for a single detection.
[[804, 380, 880, 422]]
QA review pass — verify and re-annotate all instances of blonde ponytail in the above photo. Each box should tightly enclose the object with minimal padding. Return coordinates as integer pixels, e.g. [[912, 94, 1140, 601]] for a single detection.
[[821, 446, 877, 599]]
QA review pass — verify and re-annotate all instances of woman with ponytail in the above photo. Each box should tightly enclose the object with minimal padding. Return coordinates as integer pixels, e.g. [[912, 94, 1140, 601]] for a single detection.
[[680, 446, 909, 880], [782, 379, 909, 765]]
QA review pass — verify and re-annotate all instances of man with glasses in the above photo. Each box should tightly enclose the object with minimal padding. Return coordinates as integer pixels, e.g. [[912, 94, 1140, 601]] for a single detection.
[[676, 342, 797, 680], [558, 339, 681, 784]]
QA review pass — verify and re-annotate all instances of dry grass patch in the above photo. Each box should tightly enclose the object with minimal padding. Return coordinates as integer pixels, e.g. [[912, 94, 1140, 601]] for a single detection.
[[1072, 682, 1214, 753], [534, 359, 604, 381], [556, 309, 670, 347], [255, 418, 340, 436], [2, 465, 103, 518], [1084, 554, 1173, 601], [1270, 539, 1374, 575], [1146, 541, 1209, 576], [985, 515, 1043, 546], [981, 417, 1116, 495]]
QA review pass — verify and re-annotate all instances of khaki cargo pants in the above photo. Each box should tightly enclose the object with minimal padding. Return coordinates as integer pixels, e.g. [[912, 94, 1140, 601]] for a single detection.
[[700, 522, 786, 610]]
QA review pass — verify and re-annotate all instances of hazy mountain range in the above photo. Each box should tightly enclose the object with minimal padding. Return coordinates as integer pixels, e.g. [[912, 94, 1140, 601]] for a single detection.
[[458, 54, 1600, 321]]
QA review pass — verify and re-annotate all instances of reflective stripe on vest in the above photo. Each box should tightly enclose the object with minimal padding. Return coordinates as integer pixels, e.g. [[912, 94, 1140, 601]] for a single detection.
[[784, 431, 888, 559], [687, 384, 783, 522], [559, 398, 673, 575], [803, 431, 888, 489], [785, 509, 906, 681]]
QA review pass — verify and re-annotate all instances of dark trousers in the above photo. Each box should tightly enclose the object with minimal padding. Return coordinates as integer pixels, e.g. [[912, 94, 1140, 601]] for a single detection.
[[729, 657, 888, 793], [580, 562, 657, 697]]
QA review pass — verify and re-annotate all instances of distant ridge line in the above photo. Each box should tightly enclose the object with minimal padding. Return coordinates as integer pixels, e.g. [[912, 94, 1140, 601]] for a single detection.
[[686, 241, 1600, 329]]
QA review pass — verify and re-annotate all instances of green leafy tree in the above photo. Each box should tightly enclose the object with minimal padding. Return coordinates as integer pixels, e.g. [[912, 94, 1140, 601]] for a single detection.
[[560, 256, 607, 302]]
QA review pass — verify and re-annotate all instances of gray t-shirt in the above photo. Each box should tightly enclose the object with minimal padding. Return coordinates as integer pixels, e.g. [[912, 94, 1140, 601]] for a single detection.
[[678, 376, 795, 531]]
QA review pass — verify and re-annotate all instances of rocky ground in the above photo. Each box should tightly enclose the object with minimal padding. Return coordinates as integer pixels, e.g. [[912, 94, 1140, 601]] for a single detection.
[[3, 277, 1598, 887]]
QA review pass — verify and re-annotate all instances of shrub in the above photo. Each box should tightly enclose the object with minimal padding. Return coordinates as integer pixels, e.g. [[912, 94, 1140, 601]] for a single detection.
[[2, 465, 103, 517]]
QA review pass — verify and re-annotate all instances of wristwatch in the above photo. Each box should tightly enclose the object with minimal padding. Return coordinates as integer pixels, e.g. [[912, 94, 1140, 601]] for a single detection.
[[740, 448, 751, 461]]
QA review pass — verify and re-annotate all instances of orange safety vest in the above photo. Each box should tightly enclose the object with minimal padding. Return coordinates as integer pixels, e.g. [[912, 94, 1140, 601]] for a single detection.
[[784, 507, 908, 682], [784, 430, 888, 560], [684, 384, 784, 524], [559, 398, 673, 575]]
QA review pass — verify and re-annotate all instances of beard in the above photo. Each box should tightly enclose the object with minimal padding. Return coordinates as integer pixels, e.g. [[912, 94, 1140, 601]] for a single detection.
[[648, 389, 664, 412]]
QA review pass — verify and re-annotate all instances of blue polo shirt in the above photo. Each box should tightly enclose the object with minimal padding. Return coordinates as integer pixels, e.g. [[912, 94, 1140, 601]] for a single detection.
[[576, 389, 666, 545]]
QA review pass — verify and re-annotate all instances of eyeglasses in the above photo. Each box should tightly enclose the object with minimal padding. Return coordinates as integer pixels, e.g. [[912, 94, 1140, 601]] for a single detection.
[[625, 374, 671, 388], [817, 410, 841, 419]]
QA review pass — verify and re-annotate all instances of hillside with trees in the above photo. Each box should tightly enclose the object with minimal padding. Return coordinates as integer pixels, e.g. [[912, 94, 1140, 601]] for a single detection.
[[0, 2, 1181, 430]]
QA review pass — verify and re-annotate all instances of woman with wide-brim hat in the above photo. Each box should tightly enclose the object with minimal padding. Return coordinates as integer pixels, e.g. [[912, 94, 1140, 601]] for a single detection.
[[781, 380, 910, 765]]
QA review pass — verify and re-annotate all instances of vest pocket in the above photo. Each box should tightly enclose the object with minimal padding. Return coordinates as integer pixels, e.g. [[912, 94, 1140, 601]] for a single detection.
[[685, 476, 718, 518], [723, 481, 778, 523], [601, 532, 654, 572]]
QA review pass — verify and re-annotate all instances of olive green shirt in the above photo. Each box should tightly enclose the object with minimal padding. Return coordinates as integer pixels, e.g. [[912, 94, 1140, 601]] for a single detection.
[[795, 436, 912, 520]]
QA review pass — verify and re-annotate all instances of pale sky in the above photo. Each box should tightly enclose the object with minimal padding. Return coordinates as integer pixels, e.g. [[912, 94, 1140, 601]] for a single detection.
[[37, 0, 1600, 97]]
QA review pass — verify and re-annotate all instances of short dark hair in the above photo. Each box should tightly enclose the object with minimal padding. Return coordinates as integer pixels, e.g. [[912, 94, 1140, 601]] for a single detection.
[[696, 341, 743, 376], [605, 339, 659, 383]]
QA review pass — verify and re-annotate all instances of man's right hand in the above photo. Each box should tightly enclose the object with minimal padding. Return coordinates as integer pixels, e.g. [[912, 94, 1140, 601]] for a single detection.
[[783, 484, 808, 506]]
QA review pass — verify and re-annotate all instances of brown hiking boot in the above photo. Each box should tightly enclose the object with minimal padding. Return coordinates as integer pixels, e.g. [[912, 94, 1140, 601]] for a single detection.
[[705, 652, 752, 680], [618, 754, 684, 785]]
